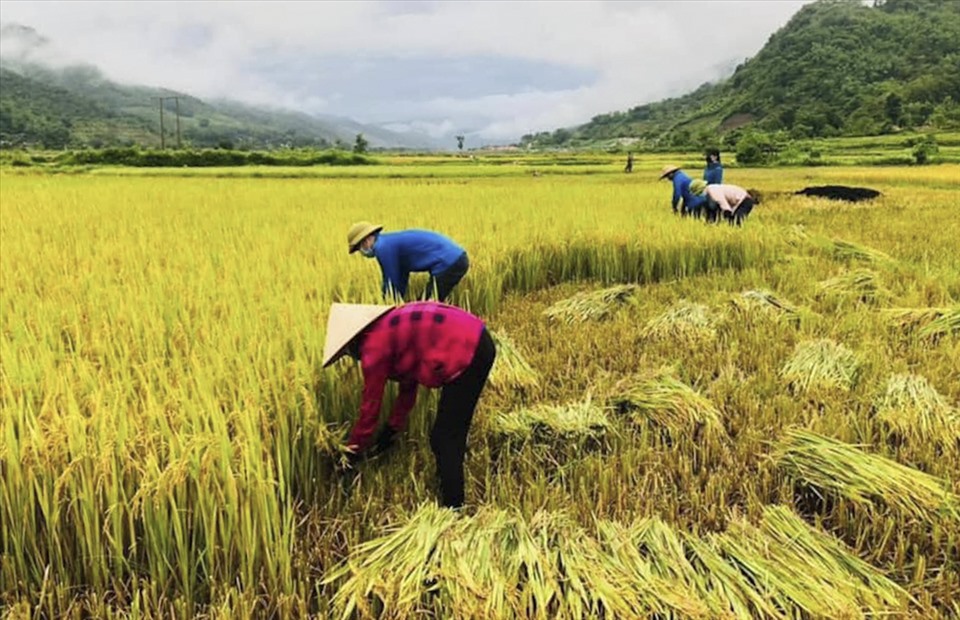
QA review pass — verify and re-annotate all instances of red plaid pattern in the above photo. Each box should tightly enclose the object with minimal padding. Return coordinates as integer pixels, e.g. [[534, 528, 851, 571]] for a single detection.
[[348, 302, 485, 450]]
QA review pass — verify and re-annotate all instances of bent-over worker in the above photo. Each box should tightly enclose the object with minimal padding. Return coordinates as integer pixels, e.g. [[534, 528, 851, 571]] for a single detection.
[[659, 165, 706, 218], [322, 301, 496, 509], [348, 222, 469, 302]]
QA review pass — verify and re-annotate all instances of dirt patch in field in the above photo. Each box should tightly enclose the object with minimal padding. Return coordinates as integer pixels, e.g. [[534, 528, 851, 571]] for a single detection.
[[794, 186, 882, 202]]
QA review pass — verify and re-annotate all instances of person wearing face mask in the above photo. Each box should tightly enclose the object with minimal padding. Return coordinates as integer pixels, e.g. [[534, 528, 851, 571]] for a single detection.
[[347, 222, 469, 302]]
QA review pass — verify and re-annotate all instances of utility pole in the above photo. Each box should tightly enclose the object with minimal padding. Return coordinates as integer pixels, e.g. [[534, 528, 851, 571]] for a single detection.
[[174, 97, 182, 148], [155, 95, 182, 148], [158, 97, 165, 149]]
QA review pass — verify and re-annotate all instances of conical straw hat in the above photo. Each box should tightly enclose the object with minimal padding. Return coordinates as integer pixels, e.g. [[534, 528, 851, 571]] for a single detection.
[[659, 164, 680, 179], [322, 303, 394, 367]]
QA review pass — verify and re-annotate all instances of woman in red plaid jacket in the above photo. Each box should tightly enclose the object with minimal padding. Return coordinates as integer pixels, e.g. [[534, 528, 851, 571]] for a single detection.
[[322, 301, 496, 509]]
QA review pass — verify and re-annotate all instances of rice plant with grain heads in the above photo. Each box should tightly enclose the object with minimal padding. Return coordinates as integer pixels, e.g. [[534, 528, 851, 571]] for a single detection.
[[2, 161, 959, 618]]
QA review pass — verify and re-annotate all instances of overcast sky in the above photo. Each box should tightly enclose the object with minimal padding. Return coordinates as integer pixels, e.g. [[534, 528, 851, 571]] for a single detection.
[[1, 0, 812, 144]]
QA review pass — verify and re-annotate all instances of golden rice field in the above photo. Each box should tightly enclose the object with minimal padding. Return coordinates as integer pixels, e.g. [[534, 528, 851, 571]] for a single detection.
[[1, 160, 959, 619]]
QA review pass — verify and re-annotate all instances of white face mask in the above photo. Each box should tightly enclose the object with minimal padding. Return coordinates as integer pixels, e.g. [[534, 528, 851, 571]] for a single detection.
[[359, 246, 375, 258]]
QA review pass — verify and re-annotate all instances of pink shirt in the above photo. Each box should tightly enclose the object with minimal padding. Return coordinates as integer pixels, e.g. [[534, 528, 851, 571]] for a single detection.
[[705, 184, 750, 212], [348, 302, 485, 450]]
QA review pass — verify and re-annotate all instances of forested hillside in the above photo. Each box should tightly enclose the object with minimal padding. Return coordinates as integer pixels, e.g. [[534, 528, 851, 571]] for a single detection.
[[522, 0, 960, 149]]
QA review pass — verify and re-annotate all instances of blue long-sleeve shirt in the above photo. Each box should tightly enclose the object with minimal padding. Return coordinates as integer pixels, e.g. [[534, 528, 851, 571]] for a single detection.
[[704, 162, 723, 185], [372, 230, 465, 299], [671, 170, 706, 212]]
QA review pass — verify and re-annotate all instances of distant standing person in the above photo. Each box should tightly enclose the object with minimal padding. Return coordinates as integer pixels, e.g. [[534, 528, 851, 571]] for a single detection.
[[691, 180, 758, 226], [659, 165, 706, 218], [348, 222, 469, 302], [624, 152, 634, 173], [704, 148, 723, 185]]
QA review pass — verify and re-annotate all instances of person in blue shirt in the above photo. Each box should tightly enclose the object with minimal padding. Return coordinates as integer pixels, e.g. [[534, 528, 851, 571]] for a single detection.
[[348, 222, 469, 302], [659, 165, 706, 218], [704, 148, 723, 185]]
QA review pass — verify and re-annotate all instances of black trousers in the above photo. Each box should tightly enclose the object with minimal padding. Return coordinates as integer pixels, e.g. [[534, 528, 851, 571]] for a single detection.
[[723, 197, 756, 227], [425, 252, 469, 302], [430, 327, 495, 508]]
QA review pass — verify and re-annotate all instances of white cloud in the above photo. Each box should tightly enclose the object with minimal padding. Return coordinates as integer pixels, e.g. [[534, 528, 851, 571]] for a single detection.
[[1, 0, 812, 142]]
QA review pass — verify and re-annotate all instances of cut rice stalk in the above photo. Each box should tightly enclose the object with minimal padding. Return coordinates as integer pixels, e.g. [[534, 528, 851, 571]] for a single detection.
[[714, 506, 909, 618], [882, 307, 951, 332], [543, 284, 640, 324], [729, 289, 810, 327], [918, 306, 960, 339], [818, 268, 889, 304], [779, 339, 860, 393], [830, 238, 893, 264], [595, 519, 710, 618], [774, 428, 959, 521], [611, 368, 724, 441], [489, 399, 612, 444], [641, 301, 716, 343], [874, 373, 960, 448], [489, 330, 540, 391]]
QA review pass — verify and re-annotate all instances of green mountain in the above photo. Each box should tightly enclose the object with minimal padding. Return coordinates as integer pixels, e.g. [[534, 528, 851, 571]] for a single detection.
[[522, 0, 960, 149], [0, 24, 441, 150]]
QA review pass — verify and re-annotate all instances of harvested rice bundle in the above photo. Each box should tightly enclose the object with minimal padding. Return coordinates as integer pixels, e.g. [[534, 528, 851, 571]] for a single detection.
[[641, 301, 715, 343], [543, 284, 640, 324], [874, 373, 959, 448], [324, 502, 462, 619], [830, 238, 893, 264], [610, 369, 724, 441], [432, 508, 529, 618], [818, 268, 889, 304], [599, 517, 774, 619], [786, 224, 809, 246], [883, 307, 951, 332], [489, 330, 540, 391], [779, 339, 859, 392], [757, 506, 910, 609], [524, 510, 644, 619], [593, 519, 710, 618], [681, 531, 781, 619], [489, 399, 612, 444], [326, 504, 681, 620], [918, 306, 960, 339], [774, 428, 959, 520], [729, 289, 809, 326], [714, 506, 909, 618]]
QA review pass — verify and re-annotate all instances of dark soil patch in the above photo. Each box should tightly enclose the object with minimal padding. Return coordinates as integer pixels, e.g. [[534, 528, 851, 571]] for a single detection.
[[794, 186, 881, 202]]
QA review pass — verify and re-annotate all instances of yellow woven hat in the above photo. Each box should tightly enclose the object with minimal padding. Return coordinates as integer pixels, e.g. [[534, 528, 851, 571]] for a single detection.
[[347, 221, 383, 254], [690, 179, 707, 195], [322, 303, 394, 367], [659, 165, 680, 179]]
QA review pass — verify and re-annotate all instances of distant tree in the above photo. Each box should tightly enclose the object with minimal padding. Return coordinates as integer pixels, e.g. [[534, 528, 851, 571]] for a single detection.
[[885, 93, 904, 126], [912, 133, 938, 164], [456, 134, 465, 152], [735, 132, 779, 166], [353, 133, 368, 154]]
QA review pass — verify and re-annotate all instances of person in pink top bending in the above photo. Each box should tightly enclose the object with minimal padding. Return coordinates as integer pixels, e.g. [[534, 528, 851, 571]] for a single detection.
[[322, 301, 496, 509], [690, 179, 758, 226]]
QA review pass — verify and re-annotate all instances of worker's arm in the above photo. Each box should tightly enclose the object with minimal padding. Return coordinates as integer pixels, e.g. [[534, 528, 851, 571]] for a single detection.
[[377, 243, 408, 300], [387, 380, 419, 431], [671, 178, 681, 212], [347, 365, 389, 452]]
